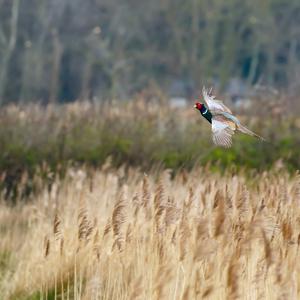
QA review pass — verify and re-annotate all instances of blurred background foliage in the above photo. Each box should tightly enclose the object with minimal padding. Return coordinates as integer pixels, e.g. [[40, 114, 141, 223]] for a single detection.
[[0, 0, 299, 103], [0, 100, 299, 199]]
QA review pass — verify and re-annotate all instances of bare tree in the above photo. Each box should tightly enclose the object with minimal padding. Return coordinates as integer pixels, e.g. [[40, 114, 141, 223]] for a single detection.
[[0, 0, 19, 104], [49, 28, 63, 103]]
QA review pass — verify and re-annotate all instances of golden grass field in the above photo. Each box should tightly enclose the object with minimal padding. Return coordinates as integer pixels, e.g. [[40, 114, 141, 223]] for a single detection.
[[1, 165, 300, 299]]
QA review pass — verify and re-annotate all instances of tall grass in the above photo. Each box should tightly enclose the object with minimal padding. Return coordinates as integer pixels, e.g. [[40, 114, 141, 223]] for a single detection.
[[1, 165, 300, 299], [1, 97, 300, 198]]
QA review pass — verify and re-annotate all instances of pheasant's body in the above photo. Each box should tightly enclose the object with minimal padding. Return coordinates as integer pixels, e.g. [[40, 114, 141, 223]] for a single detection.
[[195, 87, 265, 148]]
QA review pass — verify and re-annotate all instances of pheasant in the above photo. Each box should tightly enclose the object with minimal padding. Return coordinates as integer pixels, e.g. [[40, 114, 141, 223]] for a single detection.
[[194, 87, 264, 148]]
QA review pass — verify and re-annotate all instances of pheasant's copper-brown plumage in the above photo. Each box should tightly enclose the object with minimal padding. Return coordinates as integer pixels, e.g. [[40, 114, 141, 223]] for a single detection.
[[202, 87, 264, 147]]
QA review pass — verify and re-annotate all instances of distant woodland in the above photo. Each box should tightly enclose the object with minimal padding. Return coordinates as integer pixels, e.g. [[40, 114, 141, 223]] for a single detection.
[[0, 0, 299, 103]]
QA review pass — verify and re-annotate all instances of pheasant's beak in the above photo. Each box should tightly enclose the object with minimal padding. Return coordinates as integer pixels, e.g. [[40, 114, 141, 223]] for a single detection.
[[194, 104, 197, 108]]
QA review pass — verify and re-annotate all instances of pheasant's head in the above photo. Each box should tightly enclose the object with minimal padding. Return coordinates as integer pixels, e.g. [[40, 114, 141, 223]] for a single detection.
[[194, 102, 203, 110]]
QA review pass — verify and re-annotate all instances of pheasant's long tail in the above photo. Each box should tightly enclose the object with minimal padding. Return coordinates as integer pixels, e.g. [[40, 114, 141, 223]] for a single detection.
[[237, 124, 265, 141]]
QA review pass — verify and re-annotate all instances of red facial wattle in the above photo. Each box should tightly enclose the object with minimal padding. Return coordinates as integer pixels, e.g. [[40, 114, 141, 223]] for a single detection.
[[194, 102, 202, 110]]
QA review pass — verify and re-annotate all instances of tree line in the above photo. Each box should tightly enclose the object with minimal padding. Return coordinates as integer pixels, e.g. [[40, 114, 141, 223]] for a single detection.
[[0, 0, 299, 104]]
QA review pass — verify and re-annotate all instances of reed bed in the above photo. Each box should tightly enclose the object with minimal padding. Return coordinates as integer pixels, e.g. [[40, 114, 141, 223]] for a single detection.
[[0, 97, 298, 199], [1, 166, 300, 299]]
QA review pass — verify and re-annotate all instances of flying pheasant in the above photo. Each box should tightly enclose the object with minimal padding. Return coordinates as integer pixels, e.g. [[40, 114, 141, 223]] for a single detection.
[[194, 87, 264, 148]]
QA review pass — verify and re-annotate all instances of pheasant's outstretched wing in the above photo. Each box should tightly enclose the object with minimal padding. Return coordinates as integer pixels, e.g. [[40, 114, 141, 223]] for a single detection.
[[211, 116, 236, 148], [202, 86, 232, 114]]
